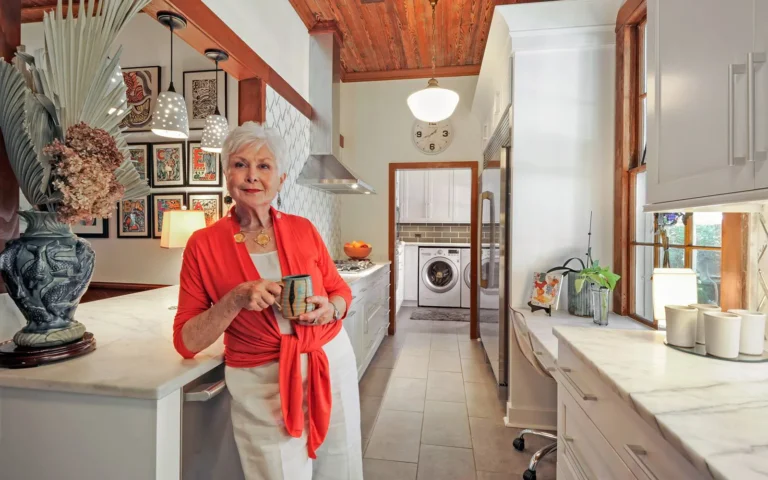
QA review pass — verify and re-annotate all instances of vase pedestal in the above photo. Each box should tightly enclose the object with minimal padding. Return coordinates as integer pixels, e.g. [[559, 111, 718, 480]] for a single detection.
[[0, 332, 96, 368]]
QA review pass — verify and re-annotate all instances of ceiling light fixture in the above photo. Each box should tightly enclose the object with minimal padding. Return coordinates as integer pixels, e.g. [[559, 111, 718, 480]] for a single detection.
[[151, 12, 190, 139], [407, 0, 459, 123], [201, 49, 230, 153]]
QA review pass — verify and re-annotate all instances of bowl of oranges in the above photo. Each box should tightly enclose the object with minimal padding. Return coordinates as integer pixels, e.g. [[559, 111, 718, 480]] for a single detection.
[[344, 241, 372, 260]]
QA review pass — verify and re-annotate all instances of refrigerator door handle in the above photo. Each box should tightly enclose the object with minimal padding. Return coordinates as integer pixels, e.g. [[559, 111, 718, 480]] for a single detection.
[[481, 191, 496, 290]]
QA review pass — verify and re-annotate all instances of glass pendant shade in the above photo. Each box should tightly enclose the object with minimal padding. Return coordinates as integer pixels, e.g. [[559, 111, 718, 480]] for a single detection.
[[151, 90, 189, 139], [201, 115, 228, 153], [407, 78, 459, 123]]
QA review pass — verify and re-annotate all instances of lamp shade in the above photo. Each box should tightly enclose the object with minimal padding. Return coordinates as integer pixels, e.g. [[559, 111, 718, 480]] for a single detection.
[[201, 114, 229, 153], [651, 268, 698, 327], [407, 78, 460, 123], [160, 210, 206, 248], [150, 91, 189, 139]]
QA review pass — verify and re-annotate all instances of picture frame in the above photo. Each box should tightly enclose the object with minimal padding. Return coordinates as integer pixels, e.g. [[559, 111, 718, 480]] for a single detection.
[[119, 66, 160, 132], [71, 218, 109, 238], [151, 142, 185, 188], [117, 196, 152, 239], [127, 143, 151, 182], [152, 193, 187, 239], [188, 192, 223, 227], [187, 142, 222, 186], [183, 69, 227, 130], [527, 271, 564, 316]]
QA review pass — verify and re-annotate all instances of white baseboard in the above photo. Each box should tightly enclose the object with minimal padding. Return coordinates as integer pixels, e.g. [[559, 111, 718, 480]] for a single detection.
[[504, 401, 557, 431]]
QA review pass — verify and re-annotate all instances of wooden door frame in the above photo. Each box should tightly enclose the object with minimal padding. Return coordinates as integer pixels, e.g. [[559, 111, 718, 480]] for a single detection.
[[388, 161, 480, 339]]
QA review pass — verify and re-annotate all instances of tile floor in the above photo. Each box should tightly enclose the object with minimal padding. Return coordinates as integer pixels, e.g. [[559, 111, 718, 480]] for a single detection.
[[358, 307, 556, 480]]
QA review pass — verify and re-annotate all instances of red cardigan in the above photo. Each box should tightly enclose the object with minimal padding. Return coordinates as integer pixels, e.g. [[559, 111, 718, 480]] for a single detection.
[[173, 206, 352, 459]]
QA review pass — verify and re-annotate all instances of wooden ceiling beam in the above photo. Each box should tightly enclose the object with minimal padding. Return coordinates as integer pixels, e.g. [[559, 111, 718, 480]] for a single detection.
[[21, 1, 94, 23], [342, 64, 480, 83]]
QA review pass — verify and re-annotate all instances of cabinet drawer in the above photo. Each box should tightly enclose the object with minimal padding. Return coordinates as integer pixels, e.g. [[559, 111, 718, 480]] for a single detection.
[[530, 335, 556, 373], [557, 344, 702, 480], [559, 385, 635, 480]]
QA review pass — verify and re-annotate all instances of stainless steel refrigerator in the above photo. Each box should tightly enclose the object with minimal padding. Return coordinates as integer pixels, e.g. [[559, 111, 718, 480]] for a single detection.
[[479, 106, 512, 387]]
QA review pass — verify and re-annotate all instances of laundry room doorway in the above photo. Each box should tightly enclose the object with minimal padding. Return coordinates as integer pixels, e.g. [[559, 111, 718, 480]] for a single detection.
[[388, 161, 480, 339]]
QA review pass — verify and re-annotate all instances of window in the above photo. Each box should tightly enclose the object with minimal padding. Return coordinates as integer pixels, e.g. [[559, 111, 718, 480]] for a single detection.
[[614, 3, 742, 328]]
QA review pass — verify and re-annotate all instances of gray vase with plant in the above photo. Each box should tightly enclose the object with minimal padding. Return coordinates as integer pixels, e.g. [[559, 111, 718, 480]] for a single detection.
[[574, 261, 621, 326], [0, 0, 151, 347]]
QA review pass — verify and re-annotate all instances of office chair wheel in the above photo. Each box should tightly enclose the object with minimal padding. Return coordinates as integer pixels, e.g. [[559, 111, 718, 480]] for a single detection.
[[523, 469, 536, 480], [513, 437, 525, 451]]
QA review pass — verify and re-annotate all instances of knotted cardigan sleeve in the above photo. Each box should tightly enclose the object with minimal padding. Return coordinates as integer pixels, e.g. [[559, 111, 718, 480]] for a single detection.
[[173, 232, 210, 359], [308, 221, 352, 319]]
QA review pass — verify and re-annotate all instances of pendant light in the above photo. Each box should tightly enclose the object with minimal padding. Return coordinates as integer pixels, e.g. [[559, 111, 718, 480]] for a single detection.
[[200, 49, 230, 153], [151, 12, 189, 139], [407, 0, 459, 123]]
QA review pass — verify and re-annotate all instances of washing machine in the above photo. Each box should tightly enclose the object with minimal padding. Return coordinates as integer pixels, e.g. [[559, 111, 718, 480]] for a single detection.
[[460, 248, 471, 308], [418, 247, 461, 307], [460, 248, 500, 309], [479, 247, 500, 309]]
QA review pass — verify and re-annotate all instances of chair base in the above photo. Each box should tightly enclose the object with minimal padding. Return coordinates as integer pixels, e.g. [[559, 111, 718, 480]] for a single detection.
[[514, 429, 558, 480]]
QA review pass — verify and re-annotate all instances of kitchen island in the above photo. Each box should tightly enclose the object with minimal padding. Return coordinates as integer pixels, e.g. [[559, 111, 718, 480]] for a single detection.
[[0, 264, 390, 480]]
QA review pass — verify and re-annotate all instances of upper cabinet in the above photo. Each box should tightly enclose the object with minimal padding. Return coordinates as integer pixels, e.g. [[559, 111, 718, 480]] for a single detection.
[[399, 169, 472, 223], [646, 0, 766, 207]]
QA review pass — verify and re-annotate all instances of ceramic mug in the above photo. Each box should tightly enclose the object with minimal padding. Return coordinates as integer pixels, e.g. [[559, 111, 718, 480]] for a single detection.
[[704, 311, 741, 359], [274, 274, 315, 320], [664, 305, 698, 347], [688, 304, 721, 344], [727, 309, 767, 355]]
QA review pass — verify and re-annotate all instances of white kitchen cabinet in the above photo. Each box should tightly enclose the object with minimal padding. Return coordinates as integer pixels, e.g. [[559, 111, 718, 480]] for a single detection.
[[396, 243, 405, 314], [399, 169, 472, 223], [400, 170, 429, 223], [403, 245, 418, 302], [452, 169, 472, 223], [345, 265, 391, 380], [754, 0, 768, 189], [646, 0, 756, 205], [428, 169, 454, 222]]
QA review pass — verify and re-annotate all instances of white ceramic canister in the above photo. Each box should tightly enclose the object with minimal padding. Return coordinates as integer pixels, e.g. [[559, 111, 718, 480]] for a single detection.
[[704, 312, 741, 359], [689, 304, 721, 344], [727, 309, 767, 355], [664, 305, 698, 347]]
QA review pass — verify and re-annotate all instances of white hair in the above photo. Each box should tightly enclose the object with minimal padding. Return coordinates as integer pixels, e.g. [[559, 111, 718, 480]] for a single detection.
[[221, 121, 288, 174]]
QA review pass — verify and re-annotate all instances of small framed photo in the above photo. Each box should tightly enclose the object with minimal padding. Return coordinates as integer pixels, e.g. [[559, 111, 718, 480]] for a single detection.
[[183, 69, 227, 130], [71, 218, 109, 238], [127, 143, 151, 182], [528, 271, 564, 315], [152, 143, 185, 188], [188, 192, 223, 227], [117, 196, 152, 239], [119, 66, 161, 133], [152, 193, 186, 239], [187, 142, 222, 186]]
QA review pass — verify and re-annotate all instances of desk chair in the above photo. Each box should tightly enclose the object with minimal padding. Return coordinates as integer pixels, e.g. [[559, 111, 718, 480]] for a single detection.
[[510, 308, 557, 480]]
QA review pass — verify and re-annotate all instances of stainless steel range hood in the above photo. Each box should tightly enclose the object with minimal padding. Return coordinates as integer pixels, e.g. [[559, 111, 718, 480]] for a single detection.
[[297, 30, 375, 195]]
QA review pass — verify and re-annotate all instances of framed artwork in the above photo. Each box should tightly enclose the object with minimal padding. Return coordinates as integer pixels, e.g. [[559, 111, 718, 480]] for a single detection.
[[117, 196, 151, 238], [152, 193, 186, 239], [127, 143, 151, 182], [71, 218, 109, 238], [188, 192, 223, 227], [187, 142, 221, 186], [152, 143, 185, 188], [119, 66, 160, 132], [183, 69, 227, 130], [527, 271, 564, 315]]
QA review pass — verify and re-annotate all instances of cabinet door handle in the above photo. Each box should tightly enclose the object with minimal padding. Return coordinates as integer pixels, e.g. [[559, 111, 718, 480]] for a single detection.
[[348, 310, 357, 317], [185, 380, 226, 402], [560, 367, 598, 401], [562, 435, 595, 480], [729, 62, 747, 166], [624, 444, 659, 480], [749, 53, 767, 162]]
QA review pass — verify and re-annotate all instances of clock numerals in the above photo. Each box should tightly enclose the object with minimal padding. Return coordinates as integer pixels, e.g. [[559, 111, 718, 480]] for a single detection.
[[412, 120, 452, 155], [443, 130, 449, 137], [430, 144, 435, 151], [416, 131, 422, 138]]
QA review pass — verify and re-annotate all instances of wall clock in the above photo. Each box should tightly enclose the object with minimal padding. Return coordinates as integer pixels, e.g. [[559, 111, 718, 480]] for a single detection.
[[412, 119, 453, 155]]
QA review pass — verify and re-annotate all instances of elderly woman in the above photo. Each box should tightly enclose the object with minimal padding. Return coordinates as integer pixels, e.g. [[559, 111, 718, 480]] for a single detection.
[[172, 122, 363, 480]]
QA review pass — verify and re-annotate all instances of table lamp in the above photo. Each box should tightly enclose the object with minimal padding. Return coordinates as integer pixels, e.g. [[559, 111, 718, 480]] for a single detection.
[[161, 209, 206, 309], [651, 268, 698, 328]]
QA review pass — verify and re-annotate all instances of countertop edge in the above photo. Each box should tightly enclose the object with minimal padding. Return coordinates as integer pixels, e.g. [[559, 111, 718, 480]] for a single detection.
[[552, 327, 716, 480]]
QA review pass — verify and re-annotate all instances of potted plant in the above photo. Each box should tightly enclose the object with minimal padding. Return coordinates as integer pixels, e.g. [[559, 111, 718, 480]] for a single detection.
[[574, 261, 621, 325], [0, 0, 151, 353]]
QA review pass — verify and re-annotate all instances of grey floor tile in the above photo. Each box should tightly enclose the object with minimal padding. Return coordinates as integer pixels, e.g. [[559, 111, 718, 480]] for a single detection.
[[469, 418, 556, 476], [421, 400, 472, 448], [417, 444, 477, 480], [459, 340, 488, 364], [382, 377, 427, 412], [363, 459, 418, 480], [476, 472, 515, 480], [462, 359, 496, 384], [370, 349, 398, 369], [393, 354, 430, 379], [360, 368, 394, 397], [365, 409, 424, 463], [426, 371, 466, 403], [361, 395, 384, 440], [431, 334, 459, 352], [464, 382, 506, 420], [428, 349, 462, 372]]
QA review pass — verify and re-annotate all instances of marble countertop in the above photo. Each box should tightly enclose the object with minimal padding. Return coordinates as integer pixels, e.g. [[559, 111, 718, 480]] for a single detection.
[[553, 327, 768, 480], [338, 262, 390, 285]]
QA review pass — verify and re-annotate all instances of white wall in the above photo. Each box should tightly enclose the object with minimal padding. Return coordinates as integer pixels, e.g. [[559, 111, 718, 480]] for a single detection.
[[202, 0, 309, 98], [339, 77, 484, 261]]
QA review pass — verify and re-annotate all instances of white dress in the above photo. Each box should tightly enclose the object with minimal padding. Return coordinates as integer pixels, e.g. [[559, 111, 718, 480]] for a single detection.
[[225, 251, 363, 480]]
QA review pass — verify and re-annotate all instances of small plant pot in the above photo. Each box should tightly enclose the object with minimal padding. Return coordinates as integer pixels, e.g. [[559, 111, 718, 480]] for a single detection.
[[568, 273, 593, 317]]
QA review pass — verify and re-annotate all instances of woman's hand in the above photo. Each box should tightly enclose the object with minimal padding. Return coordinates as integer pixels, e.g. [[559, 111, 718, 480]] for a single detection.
[[233, 279, 283, 312], [296, 296, 336, 326]]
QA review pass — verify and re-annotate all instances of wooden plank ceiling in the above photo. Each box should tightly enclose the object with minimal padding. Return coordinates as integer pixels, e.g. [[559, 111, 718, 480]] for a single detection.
[[290, 0, 549, 82]]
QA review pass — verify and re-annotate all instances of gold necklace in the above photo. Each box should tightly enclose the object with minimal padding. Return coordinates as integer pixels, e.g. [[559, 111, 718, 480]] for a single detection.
[[234, 223, 273, 247]]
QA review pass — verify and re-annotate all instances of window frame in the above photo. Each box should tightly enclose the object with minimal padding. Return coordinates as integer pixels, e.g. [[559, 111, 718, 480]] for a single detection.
[[613, 1, 747, 328]]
